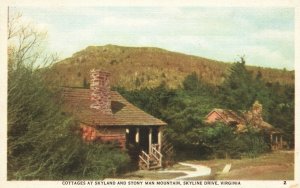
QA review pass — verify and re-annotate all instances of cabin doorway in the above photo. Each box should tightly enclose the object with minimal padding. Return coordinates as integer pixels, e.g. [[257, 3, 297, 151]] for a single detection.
[[125, 126, 159, 152], [126, 127, 136, 146], [152, 127, 158, 144], [126, 126, 161, 155], [139, 127, 149, 153], [125, 126, 163, 169]]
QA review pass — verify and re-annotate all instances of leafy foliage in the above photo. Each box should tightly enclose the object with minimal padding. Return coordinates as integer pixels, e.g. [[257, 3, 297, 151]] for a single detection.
[[267, 84, 295, 147], [218, 58, 295, 146], [219, 58, 257, 111], [117, 60, 294, 160], [7, 13, 129, 180], [188, 124, 269, 159], [8, 64, 130, 180]]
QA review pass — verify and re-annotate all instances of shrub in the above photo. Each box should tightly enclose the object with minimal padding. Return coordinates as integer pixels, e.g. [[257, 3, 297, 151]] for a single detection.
[[8, 65, 130, 180], [236, 128, 270, 158], [183, 124, 269, 159]]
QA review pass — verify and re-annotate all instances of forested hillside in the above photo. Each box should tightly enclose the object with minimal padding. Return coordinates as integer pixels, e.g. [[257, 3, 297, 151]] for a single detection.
[[45, 45, 294, 89], [45, 45, 295, 159], [116, 58, 295, 159]]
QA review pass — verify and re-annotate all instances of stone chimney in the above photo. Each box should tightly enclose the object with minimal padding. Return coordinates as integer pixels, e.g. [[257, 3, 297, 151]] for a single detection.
[[250, 100, 263, 127], [90, 69, 112, 114]]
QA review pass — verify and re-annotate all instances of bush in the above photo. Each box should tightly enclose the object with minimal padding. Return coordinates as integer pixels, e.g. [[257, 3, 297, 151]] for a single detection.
[[183, 124, 269, 159], [161, 124, 270, 160], [236, 128, 270, 158], [8, 65, 129, 180]]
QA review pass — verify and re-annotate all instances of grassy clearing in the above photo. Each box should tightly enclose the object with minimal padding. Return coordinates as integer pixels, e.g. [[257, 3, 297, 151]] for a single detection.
[[187, 150, 294, 180], [117, 150, 294, 180]]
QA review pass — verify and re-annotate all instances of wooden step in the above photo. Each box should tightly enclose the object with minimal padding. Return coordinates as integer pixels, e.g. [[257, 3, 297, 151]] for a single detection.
[[138, 146, 163, 170], [149, 165, 162, 170], [150, 161, 158, 166]]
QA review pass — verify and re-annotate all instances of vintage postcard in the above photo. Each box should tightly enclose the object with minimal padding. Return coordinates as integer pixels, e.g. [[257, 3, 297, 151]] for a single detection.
[[0, 0, 299, 188]]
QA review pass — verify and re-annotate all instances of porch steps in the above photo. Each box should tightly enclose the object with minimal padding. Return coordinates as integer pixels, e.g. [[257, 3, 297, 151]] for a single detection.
[[138, 144, 163, 170]]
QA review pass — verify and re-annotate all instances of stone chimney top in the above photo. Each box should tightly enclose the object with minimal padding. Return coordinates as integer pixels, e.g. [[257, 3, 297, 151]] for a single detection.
[[90, 69, 112, 114], [252, 100, 262, 115], [250, 100, 263, 127]]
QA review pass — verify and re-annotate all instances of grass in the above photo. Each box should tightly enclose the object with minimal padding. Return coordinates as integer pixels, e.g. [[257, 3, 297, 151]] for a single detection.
[[116, 150, 294, 180], [187, 150, 294, 180], [117, 170, 185, 180]]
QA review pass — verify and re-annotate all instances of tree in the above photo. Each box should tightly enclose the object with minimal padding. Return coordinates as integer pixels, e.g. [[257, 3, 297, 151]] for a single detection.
[[182, 72, 215, 95], [7, 12, 129, 180], [183, 72, 200, 91], [267, 84, 295, 148], [219, 57, 257, 111], [8, 12, 55, 70], [218, 57, 294, 149]]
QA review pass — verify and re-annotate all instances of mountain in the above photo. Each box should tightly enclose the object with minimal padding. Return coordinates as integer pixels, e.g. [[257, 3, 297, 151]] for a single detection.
[[45, 44, 294, 89]]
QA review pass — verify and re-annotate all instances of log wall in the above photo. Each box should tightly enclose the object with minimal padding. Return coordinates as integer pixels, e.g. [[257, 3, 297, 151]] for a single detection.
[[80, 123, 126, 149]]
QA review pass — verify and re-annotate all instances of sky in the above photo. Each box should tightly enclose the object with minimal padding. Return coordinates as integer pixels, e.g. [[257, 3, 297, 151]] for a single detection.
[[10, 6, 295, 70]]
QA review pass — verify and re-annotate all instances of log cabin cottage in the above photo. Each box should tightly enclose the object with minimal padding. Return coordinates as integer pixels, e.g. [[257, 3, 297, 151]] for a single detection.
[[62, 69, 167, 170], [205, 102, 285, 150]]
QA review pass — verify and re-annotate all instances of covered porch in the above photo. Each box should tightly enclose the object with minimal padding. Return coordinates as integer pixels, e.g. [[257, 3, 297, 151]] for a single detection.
[[125, 126, 163, 170], [270, 132, 284, 150], [126, 126, 162, 152]]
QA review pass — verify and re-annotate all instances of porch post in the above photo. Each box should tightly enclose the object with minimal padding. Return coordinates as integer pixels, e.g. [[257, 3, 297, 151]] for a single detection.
[[270, 134, 273, 143], [149, 127, 152, 154], [158, 127, 162, 152], [135, 127, 139, 143]]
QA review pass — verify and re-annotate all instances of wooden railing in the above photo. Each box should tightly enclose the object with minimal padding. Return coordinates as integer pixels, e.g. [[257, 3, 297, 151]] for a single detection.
[[151, 144, 160, 153], [139, 150, 150, 169], [139, 144, 163, 170], [150, 144, 162, 167]]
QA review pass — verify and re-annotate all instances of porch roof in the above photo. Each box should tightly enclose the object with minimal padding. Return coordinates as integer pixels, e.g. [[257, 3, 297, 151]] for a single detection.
[[62, 88, 167, 127]]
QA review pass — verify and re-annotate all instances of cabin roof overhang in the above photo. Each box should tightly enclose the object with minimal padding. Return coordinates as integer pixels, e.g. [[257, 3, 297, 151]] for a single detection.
[[206, 108, 282, 135], [62, 87, 167, 127], [206, 108, 245, 125]]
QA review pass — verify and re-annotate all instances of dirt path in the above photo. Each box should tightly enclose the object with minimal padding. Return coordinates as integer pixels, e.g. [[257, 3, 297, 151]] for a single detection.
[[158, 162, 211, 180]]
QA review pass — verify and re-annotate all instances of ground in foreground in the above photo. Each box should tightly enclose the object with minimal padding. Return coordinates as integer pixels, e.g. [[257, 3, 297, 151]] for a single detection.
[[118, 151, 294, 180]]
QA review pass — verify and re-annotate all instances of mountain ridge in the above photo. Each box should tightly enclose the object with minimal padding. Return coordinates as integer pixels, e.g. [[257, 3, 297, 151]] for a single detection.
[[46, 44, 294, 89]]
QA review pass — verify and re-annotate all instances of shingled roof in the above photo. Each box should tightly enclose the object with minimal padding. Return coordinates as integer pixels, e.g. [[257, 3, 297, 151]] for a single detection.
[[206, 108, 246, 125], [206, 108, 282, 133], [62, 88, 166, 126]]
